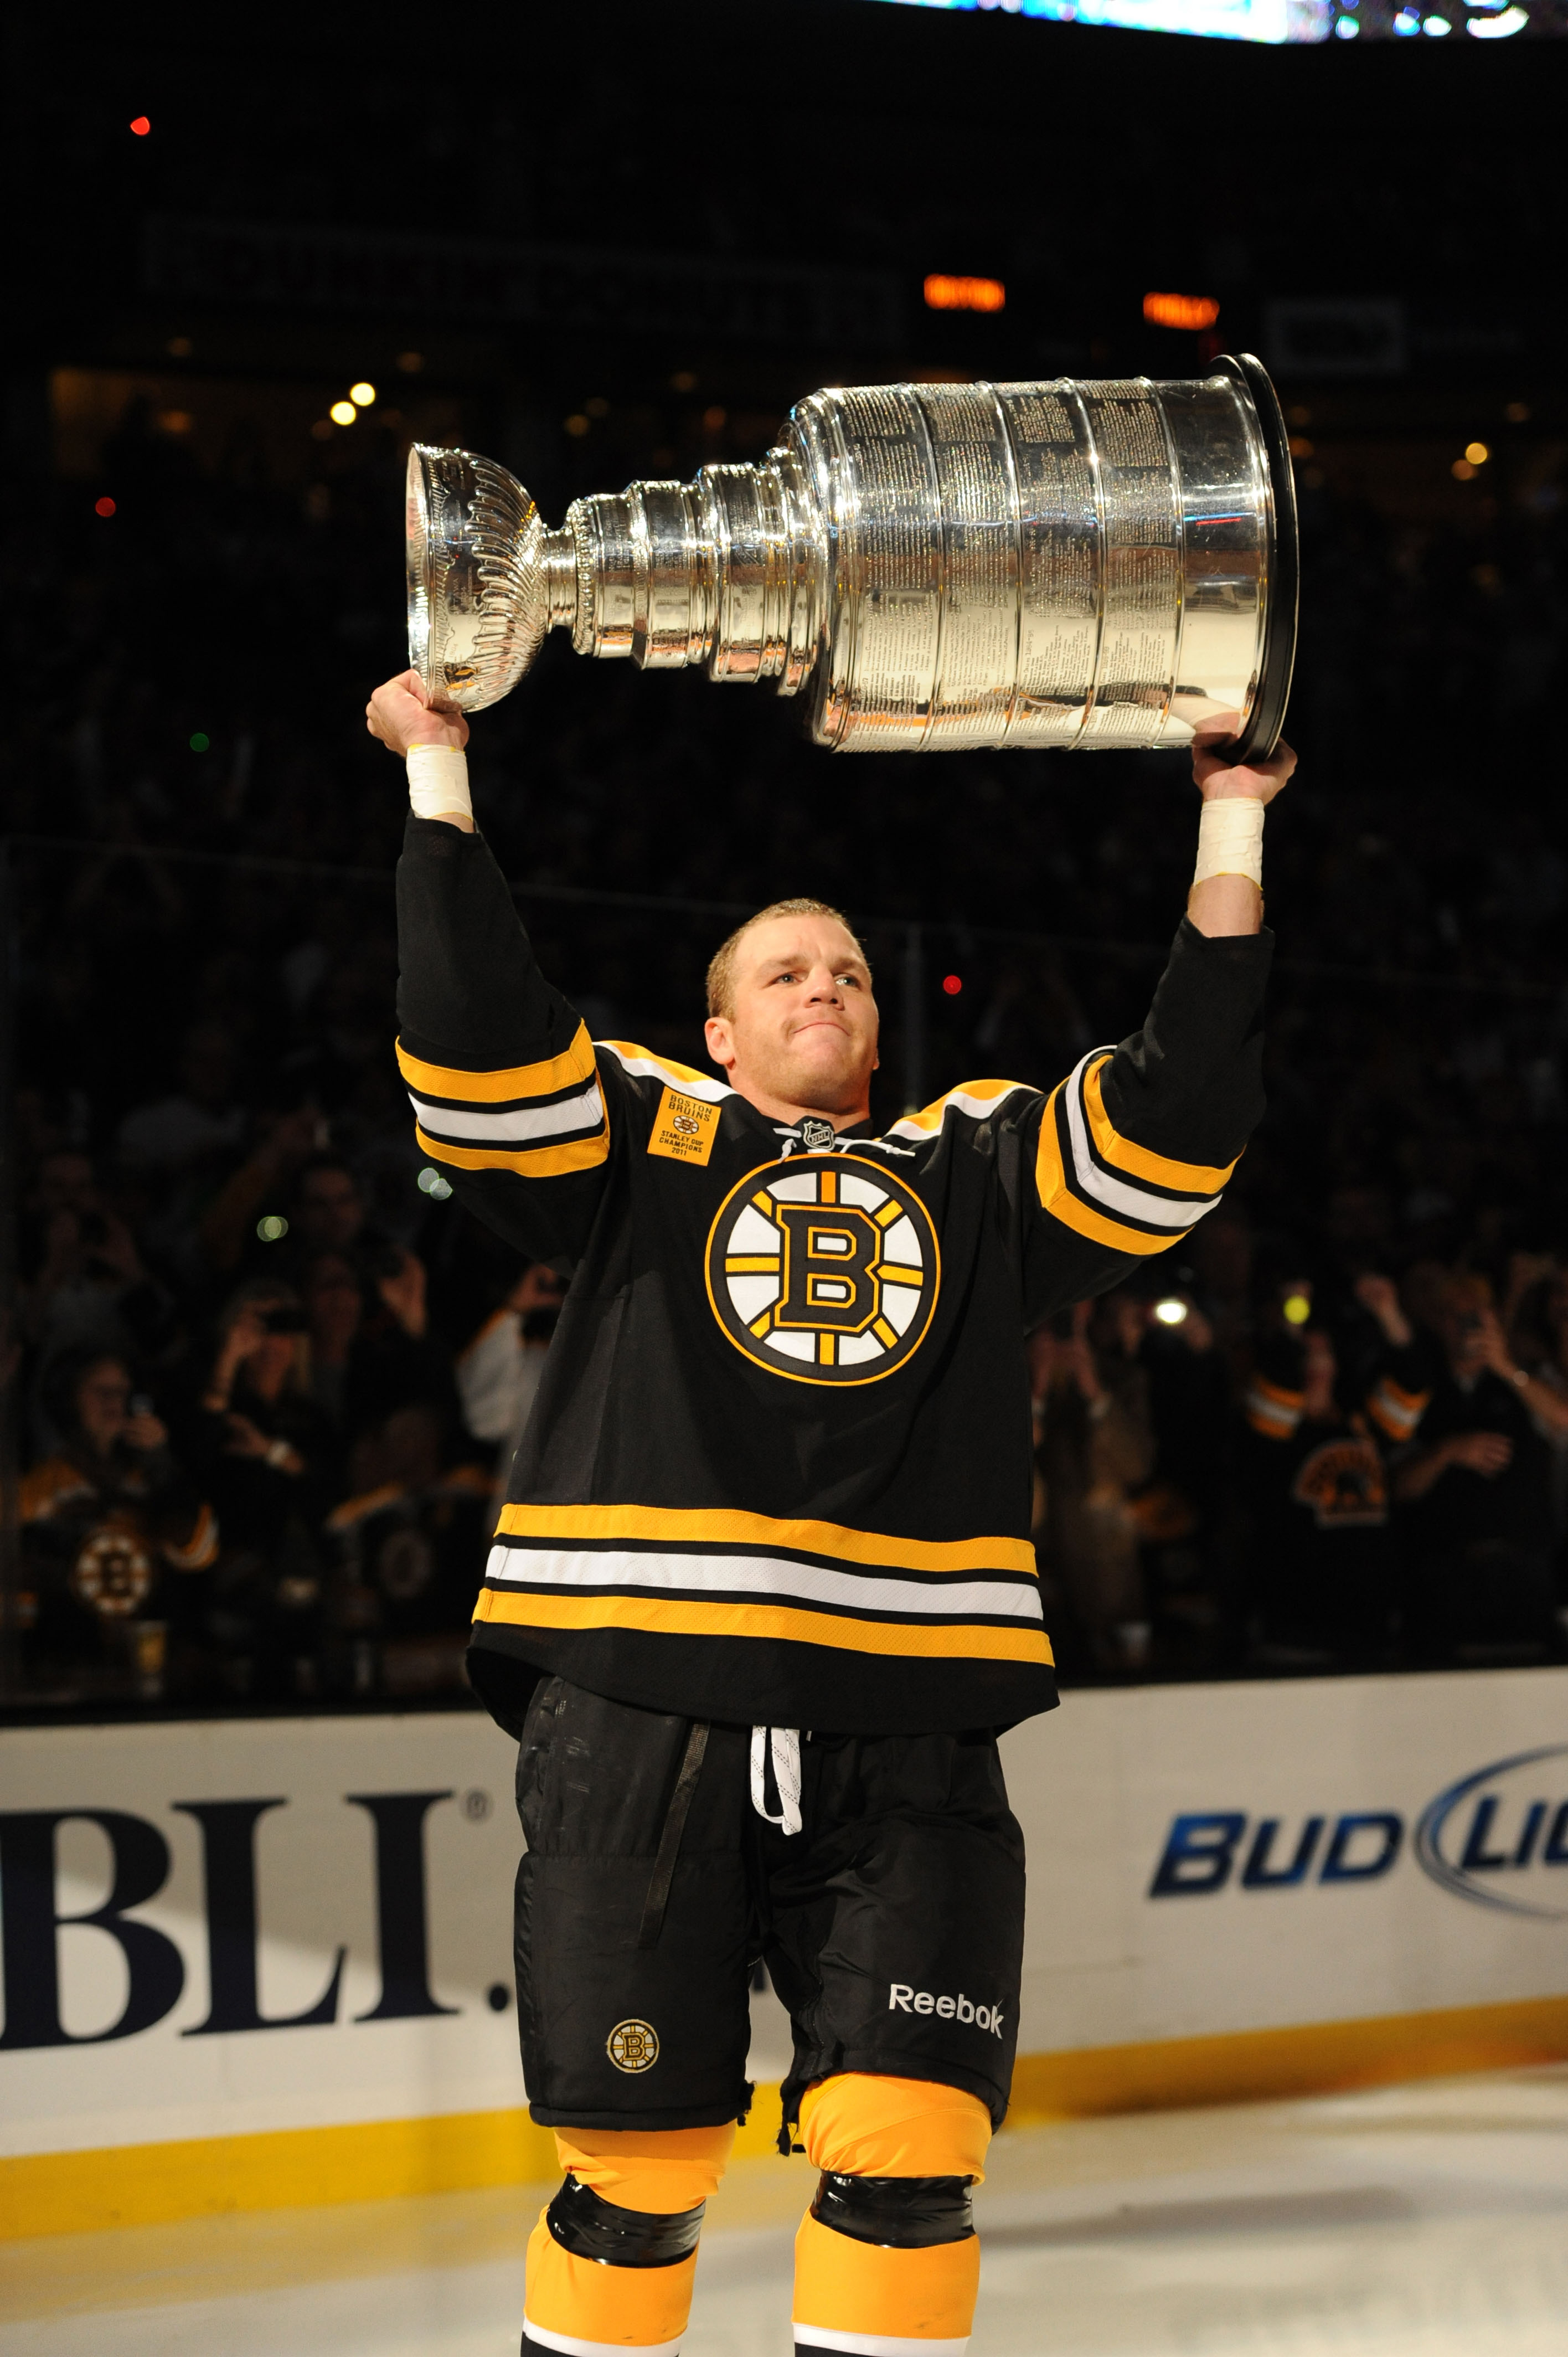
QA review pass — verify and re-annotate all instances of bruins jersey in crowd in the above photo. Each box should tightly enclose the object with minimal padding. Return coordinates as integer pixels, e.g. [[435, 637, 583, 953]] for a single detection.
[[396, 815, 1271, 1735]]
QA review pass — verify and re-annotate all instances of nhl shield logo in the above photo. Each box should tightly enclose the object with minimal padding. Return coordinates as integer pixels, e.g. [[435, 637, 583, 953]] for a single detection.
[[704, 1156, 940, 1385]]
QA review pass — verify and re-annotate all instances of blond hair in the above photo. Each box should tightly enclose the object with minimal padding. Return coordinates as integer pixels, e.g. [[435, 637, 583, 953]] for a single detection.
[[704, 897, 869, 1020]]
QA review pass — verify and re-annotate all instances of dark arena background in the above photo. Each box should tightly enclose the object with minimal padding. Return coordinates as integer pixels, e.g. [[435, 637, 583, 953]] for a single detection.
[[3, 8, 1567, 2347]]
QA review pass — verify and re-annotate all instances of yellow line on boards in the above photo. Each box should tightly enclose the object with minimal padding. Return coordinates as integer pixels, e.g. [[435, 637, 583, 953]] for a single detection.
[[8, 1992, 1568, 2240], [1008, 1991, 1568, 2123], [0, 2093, 788, 2242]]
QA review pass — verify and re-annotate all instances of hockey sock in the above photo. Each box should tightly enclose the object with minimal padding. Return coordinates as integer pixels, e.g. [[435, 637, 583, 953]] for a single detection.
[[791, 2075, 992, 2357], [523, 2122, 734, 2357]]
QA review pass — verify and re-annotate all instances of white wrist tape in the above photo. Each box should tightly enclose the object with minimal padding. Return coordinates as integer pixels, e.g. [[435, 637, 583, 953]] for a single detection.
[[406, 743, 472, 825], [1193, 795, 1264, 888]]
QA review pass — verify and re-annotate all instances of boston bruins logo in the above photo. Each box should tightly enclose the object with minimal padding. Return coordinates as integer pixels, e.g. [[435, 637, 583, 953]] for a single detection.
[[606, 2019, 659, 2072], [705, 1156, 939, 1386]]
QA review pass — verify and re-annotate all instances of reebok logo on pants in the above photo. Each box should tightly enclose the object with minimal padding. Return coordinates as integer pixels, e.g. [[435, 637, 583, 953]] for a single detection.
[[889, 1983, 1004, 2036]]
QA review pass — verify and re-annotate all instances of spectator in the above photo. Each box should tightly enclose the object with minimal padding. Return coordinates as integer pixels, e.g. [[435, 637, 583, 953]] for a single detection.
[[301, 1244, 462, 1444], [456, 1261, 566, 1515], [1395, 1272, 1568, 1660], [21, 1149, 178, 1383], [115, 1018, 245, 1177], [291, 1154, 370, 1260], [301, 1250, 364, 1428], [1239, 1293, 1416, 1666], [20, 1348, 216, 1695], [323, 1402, 494, 1694], [197, 1104, 322, 1279], [1032, 1296, 1157, 1675], [187, 1279, 339, 1697], [1134, 1287, 1234, 1662]]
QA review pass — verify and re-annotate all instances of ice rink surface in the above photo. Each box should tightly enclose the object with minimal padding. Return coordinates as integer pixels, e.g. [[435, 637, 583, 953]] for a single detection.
[[4, 2065, 1567, 2357]]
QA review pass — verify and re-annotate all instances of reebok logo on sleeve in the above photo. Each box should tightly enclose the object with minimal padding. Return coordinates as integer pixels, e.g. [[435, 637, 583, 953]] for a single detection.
[[889, 1983, 1004, 2037]]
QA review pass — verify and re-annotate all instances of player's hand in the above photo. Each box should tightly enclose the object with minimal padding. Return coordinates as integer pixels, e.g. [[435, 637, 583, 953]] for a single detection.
[[1193, 733, 1295, 805], [366, 670, 470, 756]]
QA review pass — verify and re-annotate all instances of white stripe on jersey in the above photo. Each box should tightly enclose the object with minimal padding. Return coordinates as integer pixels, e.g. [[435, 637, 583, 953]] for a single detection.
[[406, 1080, 604, 1144], [486, 1545, 1042, 1625], [1061, 1051, 1221, 1229]]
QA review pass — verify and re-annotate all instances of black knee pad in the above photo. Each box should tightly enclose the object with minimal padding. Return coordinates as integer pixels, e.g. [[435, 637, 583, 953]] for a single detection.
[[545, 2172, 705, 2268], [810, 2171, 974, 2249]]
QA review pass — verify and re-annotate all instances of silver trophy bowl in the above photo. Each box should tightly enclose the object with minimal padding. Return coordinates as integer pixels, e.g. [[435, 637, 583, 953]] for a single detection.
[[406, 356, 1296, 760]]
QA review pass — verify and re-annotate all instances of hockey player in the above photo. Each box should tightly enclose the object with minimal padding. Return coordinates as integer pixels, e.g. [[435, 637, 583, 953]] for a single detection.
[[368, 667, 1291, 2357]]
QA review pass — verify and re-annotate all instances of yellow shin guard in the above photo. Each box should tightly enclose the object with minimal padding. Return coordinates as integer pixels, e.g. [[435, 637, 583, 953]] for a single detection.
[[524, 2123, 734, 2356], [792, 2075, 993, 2353]]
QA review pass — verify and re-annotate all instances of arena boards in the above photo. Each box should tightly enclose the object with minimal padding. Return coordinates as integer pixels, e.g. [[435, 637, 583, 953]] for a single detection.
[[3, 1666, 1566, 2237]]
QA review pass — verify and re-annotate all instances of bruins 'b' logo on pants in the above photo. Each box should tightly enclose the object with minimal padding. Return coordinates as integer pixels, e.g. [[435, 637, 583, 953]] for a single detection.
[[705, 1156, 940, 1385], [606, 2019, 660, 2072]]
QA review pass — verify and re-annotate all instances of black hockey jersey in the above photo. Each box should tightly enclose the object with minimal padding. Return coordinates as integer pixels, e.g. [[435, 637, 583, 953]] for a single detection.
[[395, 815, 1271, 1735]]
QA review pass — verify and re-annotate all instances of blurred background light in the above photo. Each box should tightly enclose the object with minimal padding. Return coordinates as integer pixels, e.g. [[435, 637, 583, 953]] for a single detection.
[[349, 382, 376, 408], [924, 274, 1005, 313], [256, 1214, 288, 1243], [328, 400, 357, 426], [94, 495, 116, 518], [1143, 292, 1220, 330], [1154, 1298, 1190, 1326], [942, 974, 963, 996], [128, 115, 151, 136]]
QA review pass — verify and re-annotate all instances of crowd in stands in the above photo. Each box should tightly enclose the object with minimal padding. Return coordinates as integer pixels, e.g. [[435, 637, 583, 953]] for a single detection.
[[4, 391, 1568, 1707]]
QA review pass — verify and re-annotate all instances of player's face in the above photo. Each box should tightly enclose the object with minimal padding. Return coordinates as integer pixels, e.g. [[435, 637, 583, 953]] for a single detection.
[[706, 916, 879, 1118]]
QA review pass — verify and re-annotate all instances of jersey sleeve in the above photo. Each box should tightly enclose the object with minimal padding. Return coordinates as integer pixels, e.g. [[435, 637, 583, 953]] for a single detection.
[[1022, 917, 1271, 1322], [1364, 1344, 1433, 1447], [394, 814, 612, 1263]]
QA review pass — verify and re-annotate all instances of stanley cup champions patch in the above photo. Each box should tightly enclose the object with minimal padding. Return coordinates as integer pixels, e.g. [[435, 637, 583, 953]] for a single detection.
[[704, 1156, 940, 1385]]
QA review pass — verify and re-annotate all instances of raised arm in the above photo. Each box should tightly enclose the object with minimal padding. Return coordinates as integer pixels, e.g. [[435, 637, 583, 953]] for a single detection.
[[368, 672, 611, 1264], [1022, 736, 1293, 1320]]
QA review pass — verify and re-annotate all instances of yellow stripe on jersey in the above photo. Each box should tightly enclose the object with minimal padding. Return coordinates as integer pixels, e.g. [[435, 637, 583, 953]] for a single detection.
[[598, 1041, 734, 1102], [474, 1585, 1054, 1666], [889, 1077, 1030, 1140], [1034, 1051, 1231, 1257], [395, 1023, 595, 1103], [493, 1499, 1038, 1578], [1080, 1054, 1238, 1196], [413, 1122, 610, 1178], [1034, 1084, 1189, 1256]]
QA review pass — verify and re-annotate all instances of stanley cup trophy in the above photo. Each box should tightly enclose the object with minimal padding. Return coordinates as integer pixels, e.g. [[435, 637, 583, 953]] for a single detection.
[[406, 355, 1297, 761]]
